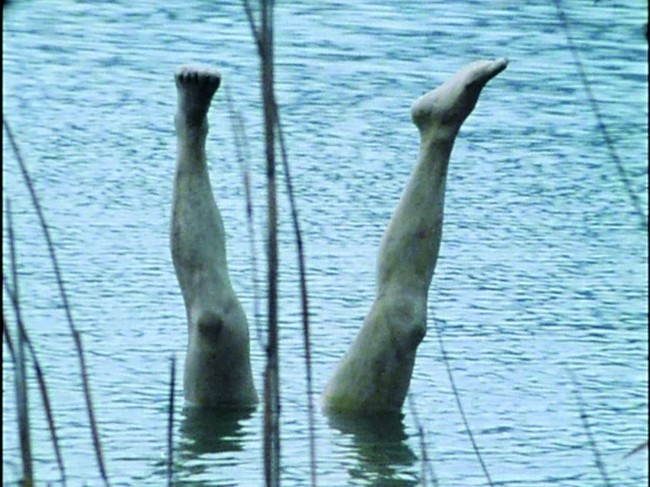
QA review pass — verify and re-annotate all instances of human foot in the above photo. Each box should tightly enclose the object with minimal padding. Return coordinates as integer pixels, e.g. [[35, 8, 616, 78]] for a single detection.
[[174, 65, 222, 128], [411, 58, 508, 137]]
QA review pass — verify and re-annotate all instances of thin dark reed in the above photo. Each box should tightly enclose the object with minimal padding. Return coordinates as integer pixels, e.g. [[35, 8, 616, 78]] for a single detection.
[[433, 317, 494, 487], [242, 0, 262, 50], [4, 276, 67, 485], [15, 304, 33, 486], [407, 394, 438, 487], [262, 0, 281, 480], [6, 200, 19, 316], [4, 200, 34, 486], [567, 369, 613, 486], [242, 1, 282, 484], [3, 313, 16, 358], [223, 86, 265, 349], [4, 200, 67, 485], [3, 119, 109, 485], [623, 440, 648, 459], [3, 288, 34, 486], [275, 111, 318, 486], [552, 0, 647, 230], [167, 356, 176, 487]]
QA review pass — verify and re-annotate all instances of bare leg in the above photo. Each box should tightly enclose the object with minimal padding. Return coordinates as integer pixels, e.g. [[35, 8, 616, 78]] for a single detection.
[[322, 58, 508, 413], [171, 65, 257, 408]]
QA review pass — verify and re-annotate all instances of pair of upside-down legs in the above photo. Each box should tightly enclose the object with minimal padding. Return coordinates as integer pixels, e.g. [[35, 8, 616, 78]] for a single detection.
[[170, 58, 508, 413]]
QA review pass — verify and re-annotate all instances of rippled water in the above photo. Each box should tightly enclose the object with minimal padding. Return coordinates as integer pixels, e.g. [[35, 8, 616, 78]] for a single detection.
[[3, 1, 648, 486]]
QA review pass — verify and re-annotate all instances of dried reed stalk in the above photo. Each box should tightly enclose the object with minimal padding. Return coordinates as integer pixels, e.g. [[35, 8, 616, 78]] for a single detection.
[[4, 199, 34, 486], [224, 86, 265, 349], [274, 110, 318, 486], [3, 275, 67, 485], [433, 317, 493, 486], [242, 1, 319, 481], [407, 394, 438, 486], [241, 1, 282, 484], [568, 369, 612, 486], [3, 120, 109, 485], [167, 356, 176, 486]]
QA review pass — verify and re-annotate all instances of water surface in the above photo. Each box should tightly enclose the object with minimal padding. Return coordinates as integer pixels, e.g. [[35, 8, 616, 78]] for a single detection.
[[3, 1, 648, 485]]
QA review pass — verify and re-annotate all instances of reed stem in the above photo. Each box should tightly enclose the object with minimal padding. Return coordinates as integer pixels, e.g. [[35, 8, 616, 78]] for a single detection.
[[5, 200, 34, 486], [167, 356, 176, 486], [567, 369, 612, 486], [433, 317, 493, 486], [243, 1, 282, 484], [3, 119, 109, 485], [224, 86, 265, 350], [408, 394, 438, 486], [275, 111, 317, 486]]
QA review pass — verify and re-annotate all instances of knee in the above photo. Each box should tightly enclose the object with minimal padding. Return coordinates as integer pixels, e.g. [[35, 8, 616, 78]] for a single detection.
[[195, 311, 224, 343], [405, 317, 426, 350], [378, 293, 427, 352]]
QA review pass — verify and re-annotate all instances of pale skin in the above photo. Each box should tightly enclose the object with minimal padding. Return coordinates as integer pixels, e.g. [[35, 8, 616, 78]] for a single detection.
[[321, 58, 509, 413], [171, 66, 257, 408], [170, 59, 507, 412]]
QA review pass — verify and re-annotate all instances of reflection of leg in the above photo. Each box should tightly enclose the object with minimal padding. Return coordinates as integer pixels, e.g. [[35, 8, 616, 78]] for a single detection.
[[326, 412, 417, 483], [322, 58, 508, 413], [171, 66, 257, 408], [179, 408, 254, 458]]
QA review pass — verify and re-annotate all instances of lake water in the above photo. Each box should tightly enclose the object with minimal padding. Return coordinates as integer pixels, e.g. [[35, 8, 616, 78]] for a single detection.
[[2, 1, 648, 486]]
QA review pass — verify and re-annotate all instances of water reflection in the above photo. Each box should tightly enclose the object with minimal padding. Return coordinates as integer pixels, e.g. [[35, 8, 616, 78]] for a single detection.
[[157, 407, 257, 485], [327, 411, 420, 486], [178, 407, 254, 457]]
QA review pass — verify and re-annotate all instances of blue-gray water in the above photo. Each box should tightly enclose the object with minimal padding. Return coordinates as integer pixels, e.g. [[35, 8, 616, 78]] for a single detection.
[[2, 1, 647, 485]]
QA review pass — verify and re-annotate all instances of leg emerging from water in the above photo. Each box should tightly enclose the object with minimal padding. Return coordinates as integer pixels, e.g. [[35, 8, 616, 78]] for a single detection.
[[322, 58, 508, 413], [171, 65, 257, 408]]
